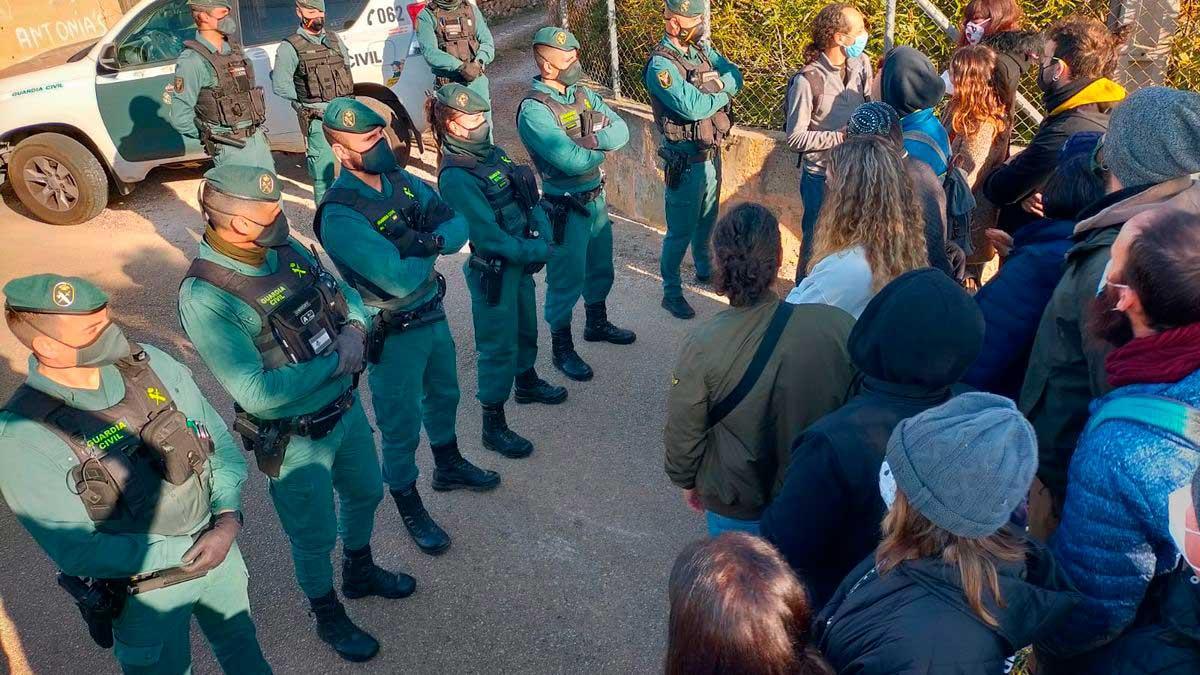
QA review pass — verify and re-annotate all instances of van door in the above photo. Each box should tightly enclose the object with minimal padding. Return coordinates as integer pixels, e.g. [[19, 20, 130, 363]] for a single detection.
[[94, 0, 196, 162]]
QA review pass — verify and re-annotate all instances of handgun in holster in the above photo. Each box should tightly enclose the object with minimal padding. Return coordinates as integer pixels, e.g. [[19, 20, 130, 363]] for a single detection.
[[542, 194, 589, 245], [468, 254, 504, 306], [232, 410, 291, 478], [657, 147, 687, 190], [366, 313, 389, 364], [295, 105, 322, 146], [57, 573, 128, 649]]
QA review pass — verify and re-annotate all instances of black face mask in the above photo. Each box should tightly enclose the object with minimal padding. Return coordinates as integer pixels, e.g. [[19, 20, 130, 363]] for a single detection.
[[1038, 58, 1065, 93], [302, 16, 325, 33], [676, 23, 703, 46], [254, 211, 291, 247]]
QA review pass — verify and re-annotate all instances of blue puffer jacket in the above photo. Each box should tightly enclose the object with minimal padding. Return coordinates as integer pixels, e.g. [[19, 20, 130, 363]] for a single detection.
[[1046, 368, 1200, 657], [963, 218, 1075, 398]]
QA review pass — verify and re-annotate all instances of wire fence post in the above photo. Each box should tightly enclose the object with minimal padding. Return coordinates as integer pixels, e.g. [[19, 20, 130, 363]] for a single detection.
[[608, 0, 622, 98], [559, 0, 569, 29], [884, 0, 896, 52]]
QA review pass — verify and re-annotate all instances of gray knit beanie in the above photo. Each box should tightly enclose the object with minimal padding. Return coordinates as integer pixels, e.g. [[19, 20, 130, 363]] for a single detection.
[[1104, 87, 1200, 188], [885, 392, 1037, 538]]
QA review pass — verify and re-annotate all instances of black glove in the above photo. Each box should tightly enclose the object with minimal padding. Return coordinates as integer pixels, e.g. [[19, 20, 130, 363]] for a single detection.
[[459, 60, 484, 81], [577, 134, 600, 150]]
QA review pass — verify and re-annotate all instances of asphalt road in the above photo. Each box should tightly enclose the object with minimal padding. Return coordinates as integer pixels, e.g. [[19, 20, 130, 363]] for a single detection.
[[0, 10, 731, 674]]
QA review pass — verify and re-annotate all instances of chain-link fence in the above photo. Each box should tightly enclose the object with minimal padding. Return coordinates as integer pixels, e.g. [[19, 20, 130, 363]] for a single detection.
[[554, 0, 1200, 140]]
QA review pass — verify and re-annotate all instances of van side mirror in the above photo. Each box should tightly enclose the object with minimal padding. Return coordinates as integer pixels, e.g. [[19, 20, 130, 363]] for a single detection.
[[97, 43, 120, 73]]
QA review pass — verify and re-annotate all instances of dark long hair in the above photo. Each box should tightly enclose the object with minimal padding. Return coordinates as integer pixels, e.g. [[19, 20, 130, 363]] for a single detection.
[[804, 4, 852, 65], [711, 203, 782, 306], [1041, 154, 1106, 220], [666, 533, 833, 675], [424, 94, 452, 156]]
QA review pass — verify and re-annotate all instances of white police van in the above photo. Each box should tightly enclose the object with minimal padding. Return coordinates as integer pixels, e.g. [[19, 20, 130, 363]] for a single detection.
[[0, 0, 435, 225]]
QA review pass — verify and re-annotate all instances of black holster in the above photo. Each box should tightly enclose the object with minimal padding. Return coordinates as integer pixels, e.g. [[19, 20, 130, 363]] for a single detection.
[[657, 147, 687, 190], [295, 104, 323, 143], [57, 573, 128, 649], [469, 254, 504, 306], [232, 410, 291, 478], [541, 193, 590, 245], [197, 123, 249, 156]]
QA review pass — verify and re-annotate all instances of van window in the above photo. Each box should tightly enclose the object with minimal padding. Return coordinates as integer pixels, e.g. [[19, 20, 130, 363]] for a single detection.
[[114, 0, 193, 68], [239, 0, 372, 47]]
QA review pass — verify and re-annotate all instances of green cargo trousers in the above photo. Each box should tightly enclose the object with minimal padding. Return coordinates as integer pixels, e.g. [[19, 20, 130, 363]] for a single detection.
[[211, 128, 276, 173], [303, 117, 336, 205], [544, 193, 615, 330], [112, 543, 271, 674], [465, 260, 538, 404], [367, 318, 460, 491], [266, 396, 383, 599], [661, 157, 720, 299]]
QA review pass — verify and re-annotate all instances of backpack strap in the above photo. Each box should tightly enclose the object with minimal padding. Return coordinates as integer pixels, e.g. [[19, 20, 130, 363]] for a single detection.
[[1084, 395, 1200, 447], [903, 129, 950, 175], [798, 66, 830, 119], [707, 302, 796, 427]]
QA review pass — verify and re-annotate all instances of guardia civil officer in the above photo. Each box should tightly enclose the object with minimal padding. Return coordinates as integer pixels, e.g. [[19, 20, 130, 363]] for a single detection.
[[179, 165, 411, 663], [517, 27, 634, 383], [415, 0, 496, 114], [316, 98, 499, 556], [0, 275, 270, 673], [645, 0, 743, 319], [169, 0, 274, 171], [429, 84, 568, 457], [271, 0, 354, 204]]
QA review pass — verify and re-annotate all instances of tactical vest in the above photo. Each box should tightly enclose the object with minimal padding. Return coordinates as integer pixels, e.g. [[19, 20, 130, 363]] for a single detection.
[[184, 39, 268, 132], [521, 88, 602, 190], [315, 171, 441, 310], [184, 243, 349, 369], [429, 3, 480, 63], [646, 44, 733, 148], [2, 345, 212, 536], [284, 33, 354, 104], [438, 148, 539, 257]]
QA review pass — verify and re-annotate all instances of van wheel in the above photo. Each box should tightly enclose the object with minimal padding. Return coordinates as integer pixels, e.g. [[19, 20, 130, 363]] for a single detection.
[[357, 95, 419, 169], [9, 133, 109, 226]]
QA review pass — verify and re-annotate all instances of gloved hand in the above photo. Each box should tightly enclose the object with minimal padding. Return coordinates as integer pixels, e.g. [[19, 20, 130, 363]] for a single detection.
[[459, 60, 484, 81], [181, 512, 240, 573], [332, 323, 366, 377], [400, 231, 445, 258], [577, 134, 600, 150]]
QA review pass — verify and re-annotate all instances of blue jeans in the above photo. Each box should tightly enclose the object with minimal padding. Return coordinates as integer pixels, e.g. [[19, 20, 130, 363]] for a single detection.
[[706, 511, 762, 537], [798, 170, 827, 284]]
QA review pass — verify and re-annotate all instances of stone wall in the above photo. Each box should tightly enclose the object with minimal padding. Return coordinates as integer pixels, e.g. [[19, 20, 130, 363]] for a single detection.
[[604, 99, 806, 280], [477, 0, 544, 20]]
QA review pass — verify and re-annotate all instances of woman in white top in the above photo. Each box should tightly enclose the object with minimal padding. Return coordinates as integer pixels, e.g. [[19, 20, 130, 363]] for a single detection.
[[787, 135, 928, 317]]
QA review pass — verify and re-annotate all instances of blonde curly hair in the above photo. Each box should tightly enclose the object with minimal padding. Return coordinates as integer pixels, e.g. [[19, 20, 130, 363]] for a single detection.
[[808, 136, 928, 290]]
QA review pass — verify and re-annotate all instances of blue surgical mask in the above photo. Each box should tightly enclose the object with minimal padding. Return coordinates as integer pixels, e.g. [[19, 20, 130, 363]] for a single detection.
[[844, 33, 869, 59]]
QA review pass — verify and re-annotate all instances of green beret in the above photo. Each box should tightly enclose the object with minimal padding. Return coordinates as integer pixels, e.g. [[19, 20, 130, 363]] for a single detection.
[[187, 0, 233, 9], [323, 97, 386, 134], [296, 0, 325, 9], [532, 26, 580, 51], [435, 83, 490, 114], [203, 165, 281, 203], [665, 0, 705, 18], [4, 275, 109, 315]]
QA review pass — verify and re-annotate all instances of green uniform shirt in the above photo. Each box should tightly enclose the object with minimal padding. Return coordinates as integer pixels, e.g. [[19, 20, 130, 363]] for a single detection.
[[178, 238, 370, 420], [170, 32, 243, 138], [271, 27, 352, 113], [644, 37, 743, 153], [516, 80, 630, 196], [415, 4, 495, 78], [438, 152, 552, 264], [319, 169, 468, 311], [0, 345, 245, 578]]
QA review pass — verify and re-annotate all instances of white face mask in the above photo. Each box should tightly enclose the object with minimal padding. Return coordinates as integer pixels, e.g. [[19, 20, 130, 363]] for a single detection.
[[879, 460, 897, 509], [1168, 484, 1200, 574], [964, 18, 991, 45]]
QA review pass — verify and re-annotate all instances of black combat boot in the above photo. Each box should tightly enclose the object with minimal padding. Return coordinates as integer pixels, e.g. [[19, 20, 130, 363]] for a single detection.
[[341, 544, 416, 600], [431, 438, 501, 492], [391, 485, 451, 555], [661, 295, 696, 320], [309, 590, 380, 663], [481, 402, 534, 458], [583, 302, 637, 345], [513, 368, 568, 405], [551, 327, 593, 381]]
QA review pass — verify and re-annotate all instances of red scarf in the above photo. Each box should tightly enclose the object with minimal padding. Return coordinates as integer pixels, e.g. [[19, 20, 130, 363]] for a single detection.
[[1107, 323, 1200, 388]]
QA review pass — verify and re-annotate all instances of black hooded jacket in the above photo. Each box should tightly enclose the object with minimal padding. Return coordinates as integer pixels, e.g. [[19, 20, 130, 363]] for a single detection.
[[813, 534, 1081, 674], [760, 269, 984, 608]]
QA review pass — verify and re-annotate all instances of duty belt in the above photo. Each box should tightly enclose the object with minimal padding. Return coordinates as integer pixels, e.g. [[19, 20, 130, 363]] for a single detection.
[[544, 182, 604, 207], [239, 386, 356, 441], [379, 274, 448, 332], [687, 147, 718, 163]]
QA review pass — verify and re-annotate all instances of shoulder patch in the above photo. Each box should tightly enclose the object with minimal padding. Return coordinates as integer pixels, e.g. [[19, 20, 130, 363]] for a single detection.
[[174, 76, 184, 93], [657, 68, 672, 89]]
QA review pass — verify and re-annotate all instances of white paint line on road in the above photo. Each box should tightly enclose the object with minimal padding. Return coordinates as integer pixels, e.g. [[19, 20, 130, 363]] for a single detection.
[[0, 596, 33, 675], [610, 212, 665, 235]]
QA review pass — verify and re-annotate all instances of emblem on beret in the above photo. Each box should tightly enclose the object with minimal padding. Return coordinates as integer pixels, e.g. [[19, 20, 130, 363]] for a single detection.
[[342, 109, 356, 127], [456, 93, 469, 107], [555, 31, 567, 46], [259, 173, 275, 195], [657, 68, 672, 88], [680, 0, 691, 11], [52, 282, 74, 308]]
